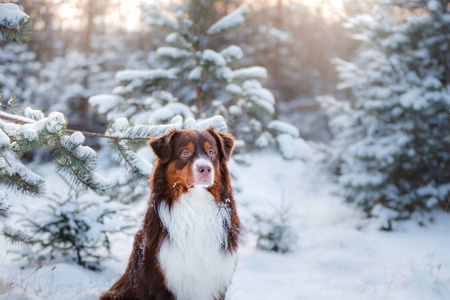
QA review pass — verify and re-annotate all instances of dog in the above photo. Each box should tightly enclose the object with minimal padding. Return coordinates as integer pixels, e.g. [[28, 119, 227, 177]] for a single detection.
[[101, 127, 242, 300]]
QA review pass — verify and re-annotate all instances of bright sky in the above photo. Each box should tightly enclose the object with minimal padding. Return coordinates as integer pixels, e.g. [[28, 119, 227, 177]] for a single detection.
[[58, 0, 143, 31], [57, 0, 343, 31]]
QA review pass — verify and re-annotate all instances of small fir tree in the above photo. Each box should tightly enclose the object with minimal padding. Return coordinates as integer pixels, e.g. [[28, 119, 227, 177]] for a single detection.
[[252, 197, 298, 253], [320, 0, 450, 228], [19, 188, 131, 271]]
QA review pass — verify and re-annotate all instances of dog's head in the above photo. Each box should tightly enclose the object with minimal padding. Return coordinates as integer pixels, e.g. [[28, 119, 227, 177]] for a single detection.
[[149, 127, 234, 190]]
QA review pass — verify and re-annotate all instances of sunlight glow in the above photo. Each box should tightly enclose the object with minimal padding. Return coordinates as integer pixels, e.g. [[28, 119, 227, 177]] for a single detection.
[[119, 0, 142, 31], [301, 0, 343, 9]]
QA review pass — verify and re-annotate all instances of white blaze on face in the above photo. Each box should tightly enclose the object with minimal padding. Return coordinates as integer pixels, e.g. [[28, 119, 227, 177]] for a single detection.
[[193, 158, 214, 187]]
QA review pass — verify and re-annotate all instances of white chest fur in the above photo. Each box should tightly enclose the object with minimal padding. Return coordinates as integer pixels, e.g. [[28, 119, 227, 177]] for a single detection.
[[157, 187, 237, 300]]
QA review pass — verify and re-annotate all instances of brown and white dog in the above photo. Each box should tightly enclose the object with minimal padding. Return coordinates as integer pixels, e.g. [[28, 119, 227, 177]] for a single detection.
[[101, 127, 241, 300]]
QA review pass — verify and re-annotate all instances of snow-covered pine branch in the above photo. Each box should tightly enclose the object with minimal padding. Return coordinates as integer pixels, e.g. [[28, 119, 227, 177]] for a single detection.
[[139, 0, 177, 30], [0, 3, 32, 42], [0, 109, 109, 196], [206, 5, 249, 35], [0, 191, 10, 218]]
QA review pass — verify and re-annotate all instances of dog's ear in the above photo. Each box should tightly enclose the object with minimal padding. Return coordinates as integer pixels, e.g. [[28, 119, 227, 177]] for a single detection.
[[149, 130, 177, 163], [207, 127, 234, 161]]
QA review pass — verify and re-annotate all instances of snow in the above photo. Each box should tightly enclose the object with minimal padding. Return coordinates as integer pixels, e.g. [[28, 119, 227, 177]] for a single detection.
[[275, 134, 312, 160], [0, 111, 35, 125], [115, 69, 177, 82], [88, 94, 123, 115], [220, 45, 244, 62], [147, 103, 194, 125], [139, 0, 177, 29], [268, 120, 300, 138], [8, 162, 44, 187], [399, 88, 426, 110], [196, 115, 228, 132], [111, 117, 129, 131], [255, 132, 272, 148], [226, 83, 243, 95], [207, 5, 249, 35], [202, 49, 226, 66], [423, 76, 442, 89], [0, 128, 11, 147], [69, 131, 85, 146], [427, 0, 441, 12], [133, 153, 153, 177], [2, 152, 450, 299], [74, 145, 97, 161], [0, 3, 29, 30], [21, 124, 37, 141], [215, 66, 233, 82], [228, 105, 243, 116], [45, 112, 67, 133], [0, 191, 9, 216], [242, 80, 275, 115], [23, 107, 44, 121], [157, 47, 192, 60], [90, 172, 111, 188], [233, 67, 267, 80], [188, 66, 203, 81]]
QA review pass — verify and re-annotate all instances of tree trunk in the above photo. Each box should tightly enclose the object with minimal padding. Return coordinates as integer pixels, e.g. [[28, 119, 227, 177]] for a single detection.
[[196, 84, 203, 118]]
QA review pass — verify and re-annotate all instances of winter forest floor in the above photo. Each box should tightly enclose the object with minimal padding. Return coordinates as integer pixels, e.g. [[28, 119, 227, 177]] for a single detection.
[[1, 151, 449, 300]]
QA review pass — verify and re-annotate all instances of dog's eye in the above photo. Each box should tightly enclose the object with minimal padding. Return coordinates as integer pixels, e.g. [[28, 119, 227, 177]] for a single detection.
[[182, 150, 191, 157], [208, 149, 215, 156]]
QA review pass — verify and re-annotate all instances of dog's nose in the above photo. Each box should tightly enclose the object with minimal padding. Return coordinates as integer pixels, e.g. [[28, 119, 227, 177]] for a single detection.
[[197, 165, 212, 174]]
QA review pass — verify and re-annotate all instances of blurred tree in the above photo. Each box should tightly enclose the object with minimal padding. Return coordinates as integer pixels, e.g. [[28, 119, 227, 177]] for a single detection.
[[0, 3, 37, 107], [320, 0, 450, 229], [227, 0, 357, 141], [91, 0, 311, 169], [0, 43, 40, 107]]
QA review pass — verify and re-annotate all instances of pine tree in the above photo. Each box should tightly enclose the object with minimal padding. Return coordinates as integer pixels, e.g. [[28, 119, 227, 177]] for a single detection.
[[0, 3, 32, 43], [90, 0, 311, 168], [0, 107, 111, 196], [18, 188, 130, 271], [0, 43, 40, 106], [320, 0, 450, 229], [34, 50, 120, 131], [252, 196, 298, 253]]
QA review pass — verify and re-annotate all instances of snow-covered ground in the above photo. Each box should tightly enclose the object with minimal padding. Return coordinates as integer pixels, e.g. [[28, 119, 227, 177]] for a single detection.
[[1, 151, 449, 300]]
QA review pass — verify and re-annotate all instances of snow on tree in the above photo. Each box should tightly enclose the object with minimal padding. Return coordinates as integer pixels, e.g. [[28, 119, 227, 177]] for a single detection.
[[0, 109, 109, 196], [0, 3, 32, 42], [319, 0, 450, 229], [0, 43, 40, 106], [0, 101, 117, 247], [34, 50, 119, 130], [18, 189, 131, 271], [0, 191, 10, 218], [226, 2, 349, 141], [251, 197, 298, 253], [90, 0, 311, 166]]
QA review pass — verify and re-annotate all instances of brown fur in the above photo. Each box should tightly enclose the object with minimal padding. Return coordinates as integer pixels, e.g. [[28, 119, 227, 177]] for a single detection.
[[100, 128, 241, 300]]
